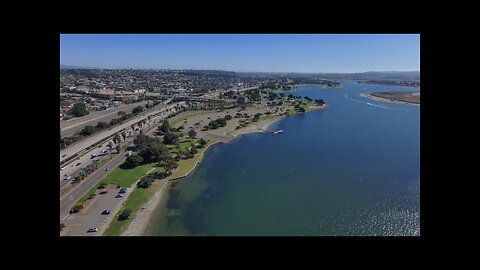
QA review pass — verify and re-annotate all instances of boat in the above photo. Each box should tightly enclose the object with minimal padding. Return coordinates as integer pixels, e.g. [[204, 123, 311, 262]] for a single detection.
[[273, 130, 283, 135]]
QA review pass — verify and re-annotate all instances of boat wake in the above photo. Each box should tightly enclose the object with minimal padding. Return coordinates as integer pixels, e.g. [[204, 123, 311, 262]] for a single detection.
[[344, 94, 405, 111]]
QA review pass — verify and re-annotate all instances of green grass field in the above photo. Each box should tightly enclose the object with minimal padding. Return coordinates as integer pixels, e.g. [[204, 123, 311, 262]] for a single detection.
[[78, 162, 157, 204], [103, 180, 160, 236]]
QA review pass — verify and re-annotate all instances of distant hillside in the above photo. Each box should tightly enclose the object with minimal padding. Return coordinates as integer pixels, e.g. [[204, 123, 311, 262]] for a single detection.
[[60, 64, 96, 69], [320, 71, 420, 81]]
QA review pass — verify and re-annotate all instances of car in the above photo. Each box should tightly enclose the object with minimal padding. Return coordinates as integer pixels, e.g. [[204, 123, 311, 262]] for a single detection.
[[60, 167, 66, 171], [64, 175, 71, 180], [99, 190, 108, 195], [87, 227, 98, 233], [105, 167, 109, 171], [116, 194, 124, 198], [98, 145, 102, 148], [62, 154, 67, 157], [76, 163, 81, 166], [101, 210, 111, 215]]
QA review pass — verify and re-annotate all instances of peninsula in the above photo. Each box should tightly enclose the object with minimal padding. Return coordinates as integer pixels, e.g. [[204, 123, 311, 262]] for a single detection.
[[361, 91, 420, 105]]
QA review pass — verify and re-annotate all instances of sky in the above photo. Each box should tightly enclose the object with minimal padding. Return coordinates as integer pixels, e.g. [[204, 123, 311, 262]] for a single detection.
[[60, 34, 420, 73]]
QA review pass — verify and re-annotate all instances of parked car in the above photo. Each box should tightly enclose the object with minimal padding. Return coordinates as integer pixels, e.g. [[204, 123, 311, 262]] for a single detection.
[[116, 194, 124, 198], [101, 210, 111, 215], [87, 227, 98, 233], [99, 190, 108, 195], [60, 167, 66, 171], [76, 163, 81, 166], [105, 167, 109, 171]]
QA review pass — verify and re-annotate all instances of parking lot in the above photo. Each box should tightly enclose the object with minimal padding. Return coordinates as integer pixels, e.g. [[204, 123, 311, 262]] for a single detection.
[[61, 185, 131, 236]]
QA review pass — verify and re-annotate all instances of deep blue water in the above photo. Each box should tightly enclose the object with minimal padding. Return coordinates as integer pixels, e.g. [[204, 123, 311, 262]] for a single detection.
[[145, 81, 420, 236]]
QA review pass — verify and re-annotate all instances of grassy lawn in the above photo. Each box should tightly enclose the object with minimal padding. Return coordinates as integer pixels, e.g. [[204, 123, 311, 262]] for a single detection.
[[169, 141, 214, 179], [270, 87, 295, 92], [103, 140, 217, 236], [78, 162, 157, 204], [179, 139, 197, 151], [103, 180, 160, 236]]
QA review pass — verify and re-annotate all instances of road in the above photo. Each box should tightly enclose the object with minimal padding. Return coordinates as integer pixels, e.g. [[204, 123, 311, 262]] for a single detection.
[[61, 185, 132, 236], [60, 101, 151, 137], [60, 102, 183, 163], [60, 121, 147, 186], [60, 151, 128, 221], [60, 104, 184, 220]]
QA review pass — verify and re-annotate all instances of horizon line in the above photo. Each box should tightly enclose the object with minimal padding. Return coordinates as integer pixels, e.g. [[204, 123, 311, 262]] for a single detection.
[[60, 65, 419, 74]]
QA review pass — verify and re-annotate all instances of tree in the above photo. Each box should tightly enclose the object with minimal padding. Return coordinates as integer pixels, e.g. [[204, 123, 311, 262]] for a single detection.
[[298, 107, 306, 113], [96, 121, 109, 130], [160, 158, 178, 172], [114, 134, 122, 144], [69, 103, 89, 117], [119, 208, 132, 220], [134, 134, 150, 147], [132, 106, 144, 114], [124, 154, 143, 168], [163, 132, 179, 145], [116, 145, 121, 154], [159, 120, 171, 134], [188, 129, 197, 139], [224, 114, 232, 121], [199, 138, 207, 145], [79, 125, 98, 136], [121, 132, 126, 141]]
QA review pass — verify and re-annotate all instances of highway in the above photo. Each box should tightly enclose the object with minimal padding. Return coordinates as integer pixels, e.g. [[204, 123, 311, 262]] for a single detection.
[[60, 101, 150, 137], [60, 104, 183, 221], [60, 151, 127, 221], [60, 102, 183, 163]]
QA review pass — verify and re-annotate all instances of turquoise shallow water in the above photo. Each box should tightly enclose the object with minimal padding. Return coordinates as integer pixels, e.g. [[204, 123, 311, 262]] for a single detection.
[[145, 81, 420, 236]]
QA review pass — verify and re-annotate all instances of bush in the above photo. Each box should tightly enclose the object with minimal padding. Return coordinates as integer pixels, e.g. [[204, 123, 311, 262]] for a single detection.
[[132, 106, 145, 114], [137, 175, 156, 188], [119, 208, 133, 220], [60, 223, 66, 231], [70, 203, 84, 214], [98, 183, 106, 189]]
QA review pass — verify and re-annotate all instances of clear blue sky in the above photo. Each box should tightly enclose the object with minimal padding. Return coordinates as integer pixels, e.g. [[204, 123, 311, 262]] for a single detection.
[[60, 34, 420, 73]]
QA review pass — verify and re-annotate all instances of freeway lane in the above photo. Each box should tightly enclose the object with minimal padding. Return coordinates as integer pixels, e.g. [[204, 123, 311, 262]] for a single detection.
[[61, 101, 148, 133], [60, 102, 183, 163], [60, 102, 168, 138]]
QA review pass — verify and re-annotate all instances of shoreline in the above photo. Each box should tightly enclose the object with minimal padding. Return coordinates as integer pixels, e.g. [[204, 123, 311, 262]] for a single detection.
[[123, 105, 326, 236], [360, 92, 420, 106]]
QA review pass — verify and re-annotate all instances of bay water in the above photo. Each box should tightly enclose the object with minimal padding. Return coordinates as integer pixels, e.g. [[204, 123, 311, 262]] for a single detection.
[[144, 81, 420, 236]]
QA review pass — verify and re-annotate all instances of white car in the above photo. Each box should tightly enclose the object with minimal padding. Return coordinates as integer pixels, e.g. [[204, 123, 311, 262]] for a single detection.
[[60, 167, 66, 171], [64, 175, 71, 180]]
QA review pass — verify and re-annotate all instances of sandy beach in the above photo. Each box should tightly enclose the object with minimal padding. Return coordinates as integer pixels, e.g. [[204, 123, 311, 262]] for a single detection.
[[361, 92, 420, 106]]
